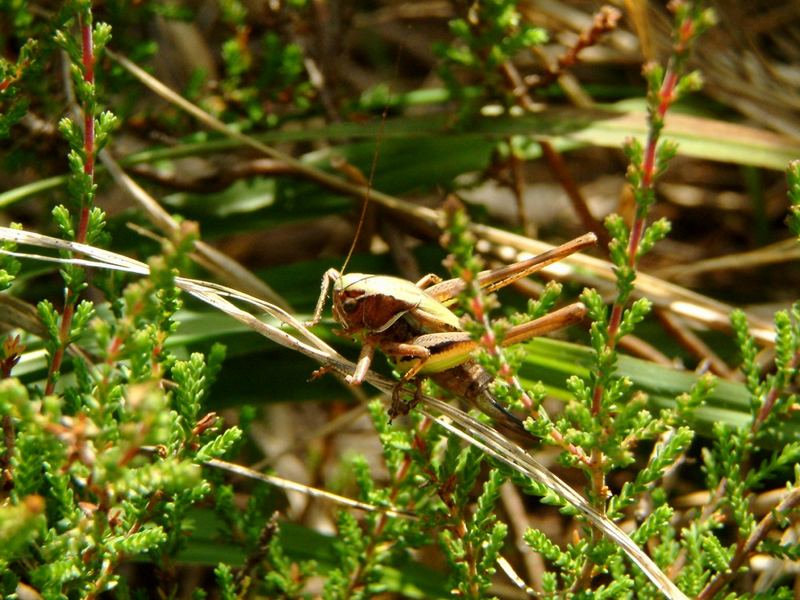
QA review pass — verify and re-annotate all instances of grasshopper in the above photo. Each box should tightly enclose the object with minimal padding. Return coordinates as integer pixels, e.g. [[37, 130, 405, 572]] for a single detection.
[[309, 232, 597, 445]]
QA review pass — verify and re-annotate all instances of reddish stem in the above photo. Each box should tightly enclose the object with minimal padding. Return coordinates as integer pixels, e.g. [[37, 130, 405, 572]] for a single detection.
[[589, 62, 680, 417], [583, 35, 687, 527], [345, 419, 429, 597], [471, 280, 593, 465], [642, 69, 677, 189], [1, 414, 13, 487], [45, 302, 75, 395], [82, 22, 94, 83], [697, 487, 800, 599], [45, 15, 95, 395], [0, 58, 29, 93], [79, 17, 94, 239], [627, 217, 645, 266], [753, 349, 800, 432]]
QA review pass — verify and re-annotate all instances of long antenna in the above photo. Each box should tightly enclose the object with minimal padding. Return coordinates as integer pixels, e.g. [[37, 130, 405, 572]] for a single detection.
[[341, 52, 400, 275]]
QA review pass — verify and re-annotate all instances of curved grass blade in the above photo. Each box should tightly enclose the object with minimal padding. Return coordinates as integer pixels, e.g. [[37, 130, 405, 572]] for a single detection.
[[0, 227, 688, 600]]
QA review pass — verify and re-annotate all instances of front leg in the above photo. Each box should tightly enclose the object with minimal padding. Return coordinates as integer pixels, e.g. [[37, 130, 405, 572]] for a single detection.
[[346, 342, 375, 385], [306, 268, 340, 327], [346, 334, 430, 386]]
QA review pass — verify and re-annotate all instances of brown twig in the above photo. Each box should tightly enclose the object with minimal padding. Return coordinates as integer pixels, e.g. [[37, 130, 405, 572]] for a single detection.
[[500, 481, 545, 593], [500, 61, 542, 113], [526, 6, 622, 91], [126, 158, 300, 192], [380, 219, 421, 282], [234, 511, 281, 590], [655, 308, 735, 378], [509, 147, 535, 238], [617, 334, 673, 365], [539, 139, 611, 247]]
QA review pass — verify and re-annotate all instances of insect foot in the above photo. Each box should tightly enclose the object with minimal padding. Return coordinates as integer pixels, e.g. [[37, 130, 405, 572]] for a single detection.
[[388, 379, 424, 422]]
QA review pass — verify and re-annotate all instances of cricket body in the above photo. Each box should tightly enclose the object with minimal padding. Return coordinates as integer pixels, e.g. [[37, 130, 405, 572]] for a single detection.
[[310, 232, 597, 445]]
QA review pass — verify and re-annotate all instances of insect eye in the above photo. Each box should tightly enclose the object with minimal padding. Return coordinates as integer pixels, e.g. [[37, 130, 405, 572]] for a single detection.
[[342, 298, 359, 313]]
